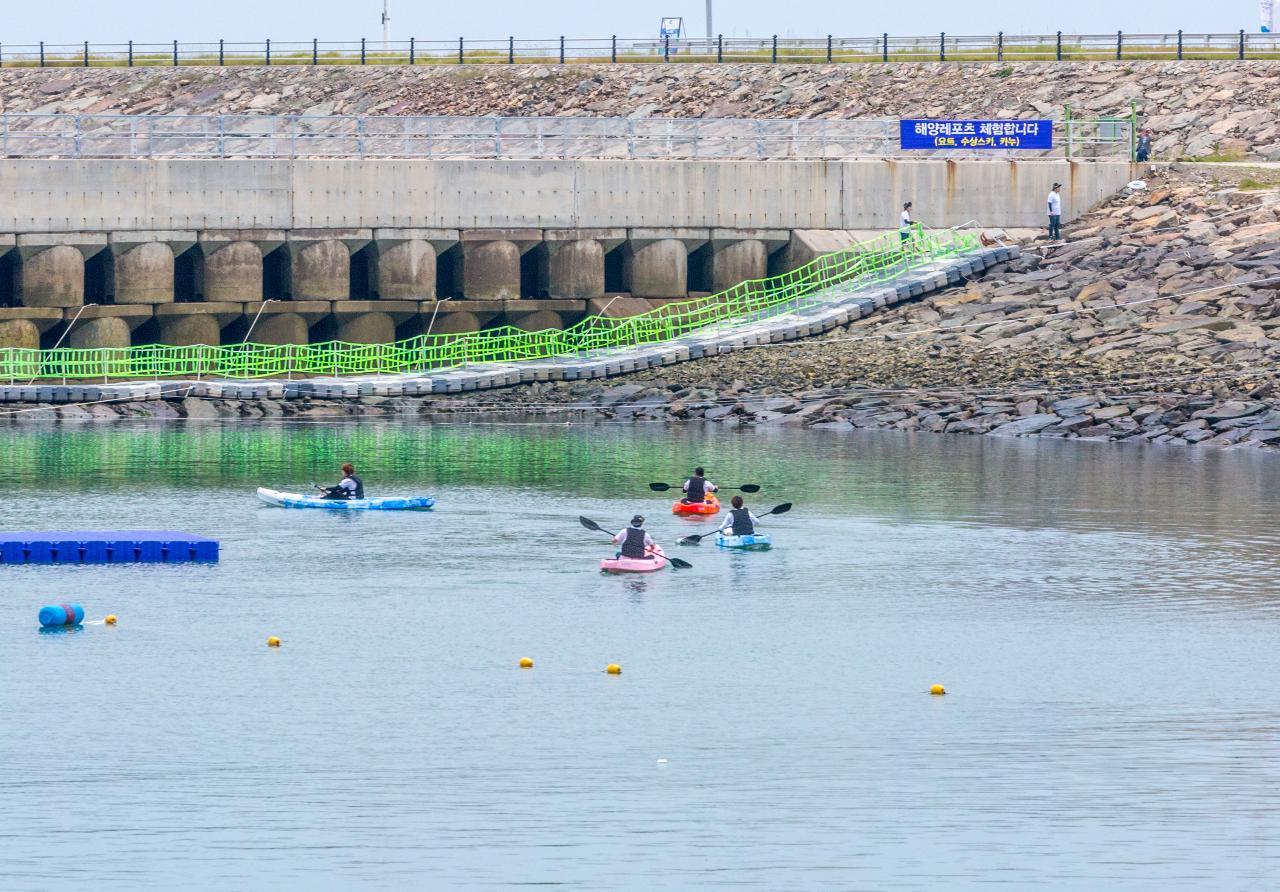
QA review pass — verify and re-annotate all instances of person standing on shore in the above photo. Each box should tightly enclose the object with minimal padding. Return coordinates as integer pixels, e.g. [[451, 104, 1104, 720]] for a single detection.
[[1047, 184, 1063, 241], [900, 201, 915, 242], [1136, 129, 1153, 163]]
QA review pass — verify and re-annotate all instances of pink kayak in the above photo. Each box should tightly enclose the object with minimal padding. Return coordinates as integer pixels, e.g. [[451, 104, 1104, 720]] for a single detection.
[[600, 544, 669, 574]]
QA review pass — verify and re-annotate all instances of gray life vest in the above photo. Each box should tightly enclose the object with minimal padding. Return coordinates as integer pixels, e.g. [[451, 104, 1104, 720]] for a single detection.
[[685, 476, 707, 502], [621, 526, 650, 559], [346, 475, 365, 499], [729, 506, 754, 536]]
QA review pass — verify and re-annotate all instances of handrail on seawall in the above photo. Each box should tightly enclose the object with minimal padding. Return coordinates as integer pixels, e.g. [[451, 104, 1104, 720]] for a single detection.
[[0, 226, 978, 382]]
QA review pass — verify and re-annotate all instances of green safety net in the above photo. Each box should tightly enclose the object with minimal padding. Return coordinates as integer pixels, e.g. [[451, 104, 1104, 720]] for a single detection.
[[0, 226, 977, 381]]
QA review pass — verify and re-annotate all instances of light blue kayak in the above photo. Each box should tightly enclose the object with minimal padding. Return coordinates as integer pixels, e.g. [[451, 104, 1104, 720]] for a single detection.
[[256, 487, 435, 511], [714, 533, 772, 551]]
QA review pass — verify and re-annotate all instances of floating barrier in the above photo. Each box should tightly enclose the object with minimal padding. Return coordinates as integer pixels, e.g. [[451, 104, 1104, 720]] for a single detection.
[[39, 603, 84, 627], [0, 531, 219, 565]]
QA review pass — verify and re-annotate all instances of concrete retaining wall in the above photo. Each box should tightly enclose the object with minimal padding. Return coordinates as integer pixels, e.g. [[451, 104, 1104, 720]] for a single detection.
[[0, 159, 1135, 232]]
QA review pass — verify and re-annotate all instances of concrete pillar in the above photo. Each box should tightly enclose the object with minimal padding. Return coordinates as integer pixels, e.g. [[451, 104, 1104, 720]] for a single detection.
[[0, 319, 40, 350], [428, 312, 483, 334], [111, 243, 174, 304], [285, 230, 372, 301], [707, 229, 790, 292], [251, 313, 310, 345], [458, 229, 542, 301], [624, 229, 709, 299], [16, 234, 108, 308], [203, 242, 264, 301], [158, 313, 221, 346], [68, 317, 131, 350], [336, 312, 395, 344], [543, 230, 625, 300], [774, 230, 857, 275], [372, 229, 458, 300]]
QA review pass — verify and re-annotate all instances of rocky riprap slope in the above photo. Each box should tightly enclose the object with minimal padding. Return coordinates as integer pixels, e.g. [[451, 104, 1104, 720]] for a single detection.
[[407, 165, 1280, 450], [2, 61, 1280, 159]]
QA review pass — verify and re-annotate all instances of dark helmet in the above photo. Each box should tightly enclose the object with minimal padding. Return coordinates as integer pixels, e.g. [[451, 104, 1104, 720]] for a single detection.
[[631, 515, 645, 527]]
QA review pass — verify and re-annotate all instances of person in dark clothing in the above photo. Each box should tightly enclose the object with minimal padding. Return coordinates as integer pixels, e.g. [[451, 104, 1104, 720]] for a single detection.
[[321, 463, 365, 500], [681, 467, 718, 505], [1135, 129, 1152, 163], [719, 495, 762, 537], [612, 515, 656, 560]]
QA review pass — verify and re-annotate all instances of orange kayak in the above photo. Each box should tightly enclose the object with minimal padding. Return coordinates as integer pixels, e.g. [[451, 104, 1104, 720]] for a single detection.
[[672, 494, 721, 516]]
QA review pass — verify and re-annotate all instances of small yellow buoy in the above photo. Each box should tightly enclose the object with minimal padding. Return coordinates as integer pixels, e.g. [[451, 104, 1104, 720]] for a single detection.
[[519, 657, 534, 669], [606, 663, 622, 675], [930, 684, 946, 696], [104, 615, 117, 626], [267, 636, 281, 648]]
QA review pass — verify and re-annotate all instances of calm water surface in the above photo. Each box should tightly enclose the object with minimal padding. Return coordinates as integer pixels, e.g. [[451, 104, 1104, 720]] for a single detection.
[[1, 420, 1279, 890]]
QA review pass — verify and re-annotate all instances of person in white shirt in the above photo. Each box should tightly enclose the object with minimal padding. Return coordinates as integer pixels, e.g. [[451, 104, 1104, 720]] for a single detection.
[[1047, 183, 1063, 241], [612, 515, 656, 560], [719, 496, 762, 537], [900, 201, 914, 241]]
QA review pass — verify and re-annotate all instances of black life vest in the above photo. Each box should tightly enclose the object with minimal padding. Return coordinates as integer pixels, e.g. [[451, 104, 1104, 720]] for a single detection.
[[729, 506, 754, 536], [621, 526, 650, 559], [348, 475, 365, 499], [685, 476, 707, 502]]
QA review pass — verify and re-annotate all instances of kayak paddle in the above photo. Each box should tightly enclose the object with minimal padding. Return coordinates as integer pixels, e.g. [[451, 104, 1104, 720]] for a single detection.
[[578, 516, 693, 570], [678, 502, 793, 546], [648, 482, 760, 493]]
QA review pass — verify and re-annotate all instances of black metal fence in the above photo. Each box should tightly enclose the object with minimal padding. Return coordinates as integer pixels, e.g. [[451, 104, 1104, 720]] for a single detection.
[[0, 32, 1276, 67]]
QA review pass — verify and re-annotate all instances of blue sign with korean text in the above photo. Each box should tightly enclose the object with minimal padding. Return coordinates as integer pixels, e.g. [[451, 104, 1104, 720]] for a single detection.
[[900, 119, 1053, 150]]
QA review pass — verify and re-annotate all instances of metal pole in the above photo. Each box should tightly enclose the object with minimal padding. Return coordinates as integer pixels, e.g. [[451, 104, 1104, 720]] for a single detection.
[[771, 34, 777, 64], [1116, 30, 1122, 60], [382, 0, 390, 51], [717, 34, 723, 63], [1177, 29, 1183, 60], [611, 35, 616, 63], [664, 34, 670, 62], [508, 36, 513, 64], [1056, 31, 1062, 61], [882, 33, 888, 63], [313, 38, 318, 65], [173, 39, 178, 66], [1240, 29, 1246, 60], [940, 32, 945, 62], [410, 36, 415, 65], [128, 40, 133, 67], [826, 34, 832, 63], [997, 31, 1003, 62], [458, 36, 464, 64], [39, 41, 44, 67], [559, 35, 564, 64], [265, 38, 271, 66], [219, 39, 224, 66], [361, 37, 366, 64], [83, 41, 88, 67], [706, 0, 713, 54]]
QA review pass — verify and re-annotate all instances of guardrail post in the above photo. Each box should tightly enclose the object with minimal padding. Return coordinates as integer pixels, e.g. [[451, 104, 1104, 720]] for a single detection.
[[1240, 29, 1246, 60], [74, 115, 81, 155], [508, 36, 514, 64], [664, 35, 670, 61], [410, 37, 415, 64], [771, 34, 778, 63], [494, 117, 502, 156], [459, 36, 465, 64], [1056, 31, 1062, 61], [717, 34, 723, 62], [559, 35, 565, 63], [128, 40, 133, 66], [1177, 29, 1183, 59], [219, 39, 224, 66], [39, 41, 44, 67], [826, 34, 833, 62], [173, 39, 178, 66], [83, 41, 88, 67], [313, 38, 318, 65], [265, 38, 271, 66], [357, 117, 365, 158], [218, 114, 226, 157], [939, 32, 945, 62], [882, 33, 888, 63], [611, 35, 617, 63], [997, 31, 1003, 62], [361, 37, 366, 64], [1116, 30, 1122, 60]]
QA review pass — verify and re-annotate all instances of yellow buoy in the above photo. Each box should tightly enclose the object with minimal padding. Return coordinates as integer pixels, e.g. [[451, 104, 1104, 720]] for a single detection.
[[267, 636, 281, 648], [519, 657, 534, 669], [930, 684, 946, 696], [606, 663, 622, 675], [104, 615, 117, 626]]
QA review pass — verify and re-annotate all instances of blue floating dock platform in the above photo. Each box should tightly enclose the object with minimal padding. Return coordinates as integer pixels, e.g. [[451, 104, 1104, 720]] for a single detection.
[[0, 531, 219, 565]]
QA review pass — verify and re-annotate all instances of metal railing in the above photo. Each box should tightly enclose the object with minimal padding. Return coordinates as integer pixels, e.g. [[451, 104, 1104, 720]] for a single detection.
[[0, 226, 978, 381], [0, 113, 1133, 159], [0, 32, 1275, 67]]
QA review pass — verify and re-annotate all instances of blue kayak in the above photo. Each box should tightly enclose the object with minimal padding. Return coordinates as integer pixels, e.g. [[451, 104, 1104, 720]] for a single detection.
[[257, 487, 435, 511], [714, 533, 772, 551]]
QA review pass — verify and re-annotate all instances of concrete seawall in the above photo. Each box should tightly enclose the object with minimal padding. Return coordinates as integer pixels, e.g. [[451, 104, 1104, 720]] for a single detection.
[[0, 158, 1135, 350]]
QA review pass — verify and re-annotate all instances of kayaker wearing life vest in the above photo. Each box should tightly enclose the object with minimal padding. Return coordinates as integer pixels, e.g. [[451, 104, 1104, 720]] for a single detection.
[[321, 463, 365, 500], [720, 495, 761, 536], [681, 467, 717, 504], [612, 514, 656, 560]]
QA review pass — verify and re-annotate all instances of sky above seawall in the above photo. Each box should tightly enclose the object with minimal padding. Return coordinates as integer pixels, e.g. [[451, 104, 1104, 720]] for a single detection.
[[0, 1, 1261, 45]]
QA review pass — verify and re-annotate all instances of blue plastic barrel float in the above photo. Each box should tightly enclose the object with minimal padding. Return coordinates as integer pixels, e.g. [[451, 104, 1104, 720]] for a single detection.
[[38, 603, 85, 628]]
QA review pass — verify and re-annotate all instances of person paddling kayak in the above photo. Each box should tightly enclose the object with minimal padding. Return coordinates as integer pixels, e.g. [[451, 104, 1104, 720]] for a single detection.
[[320, 463, 365, 500], [719, 495, 762, 536], [612, 514, 656, 560], [681, 467, 717, 504]]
